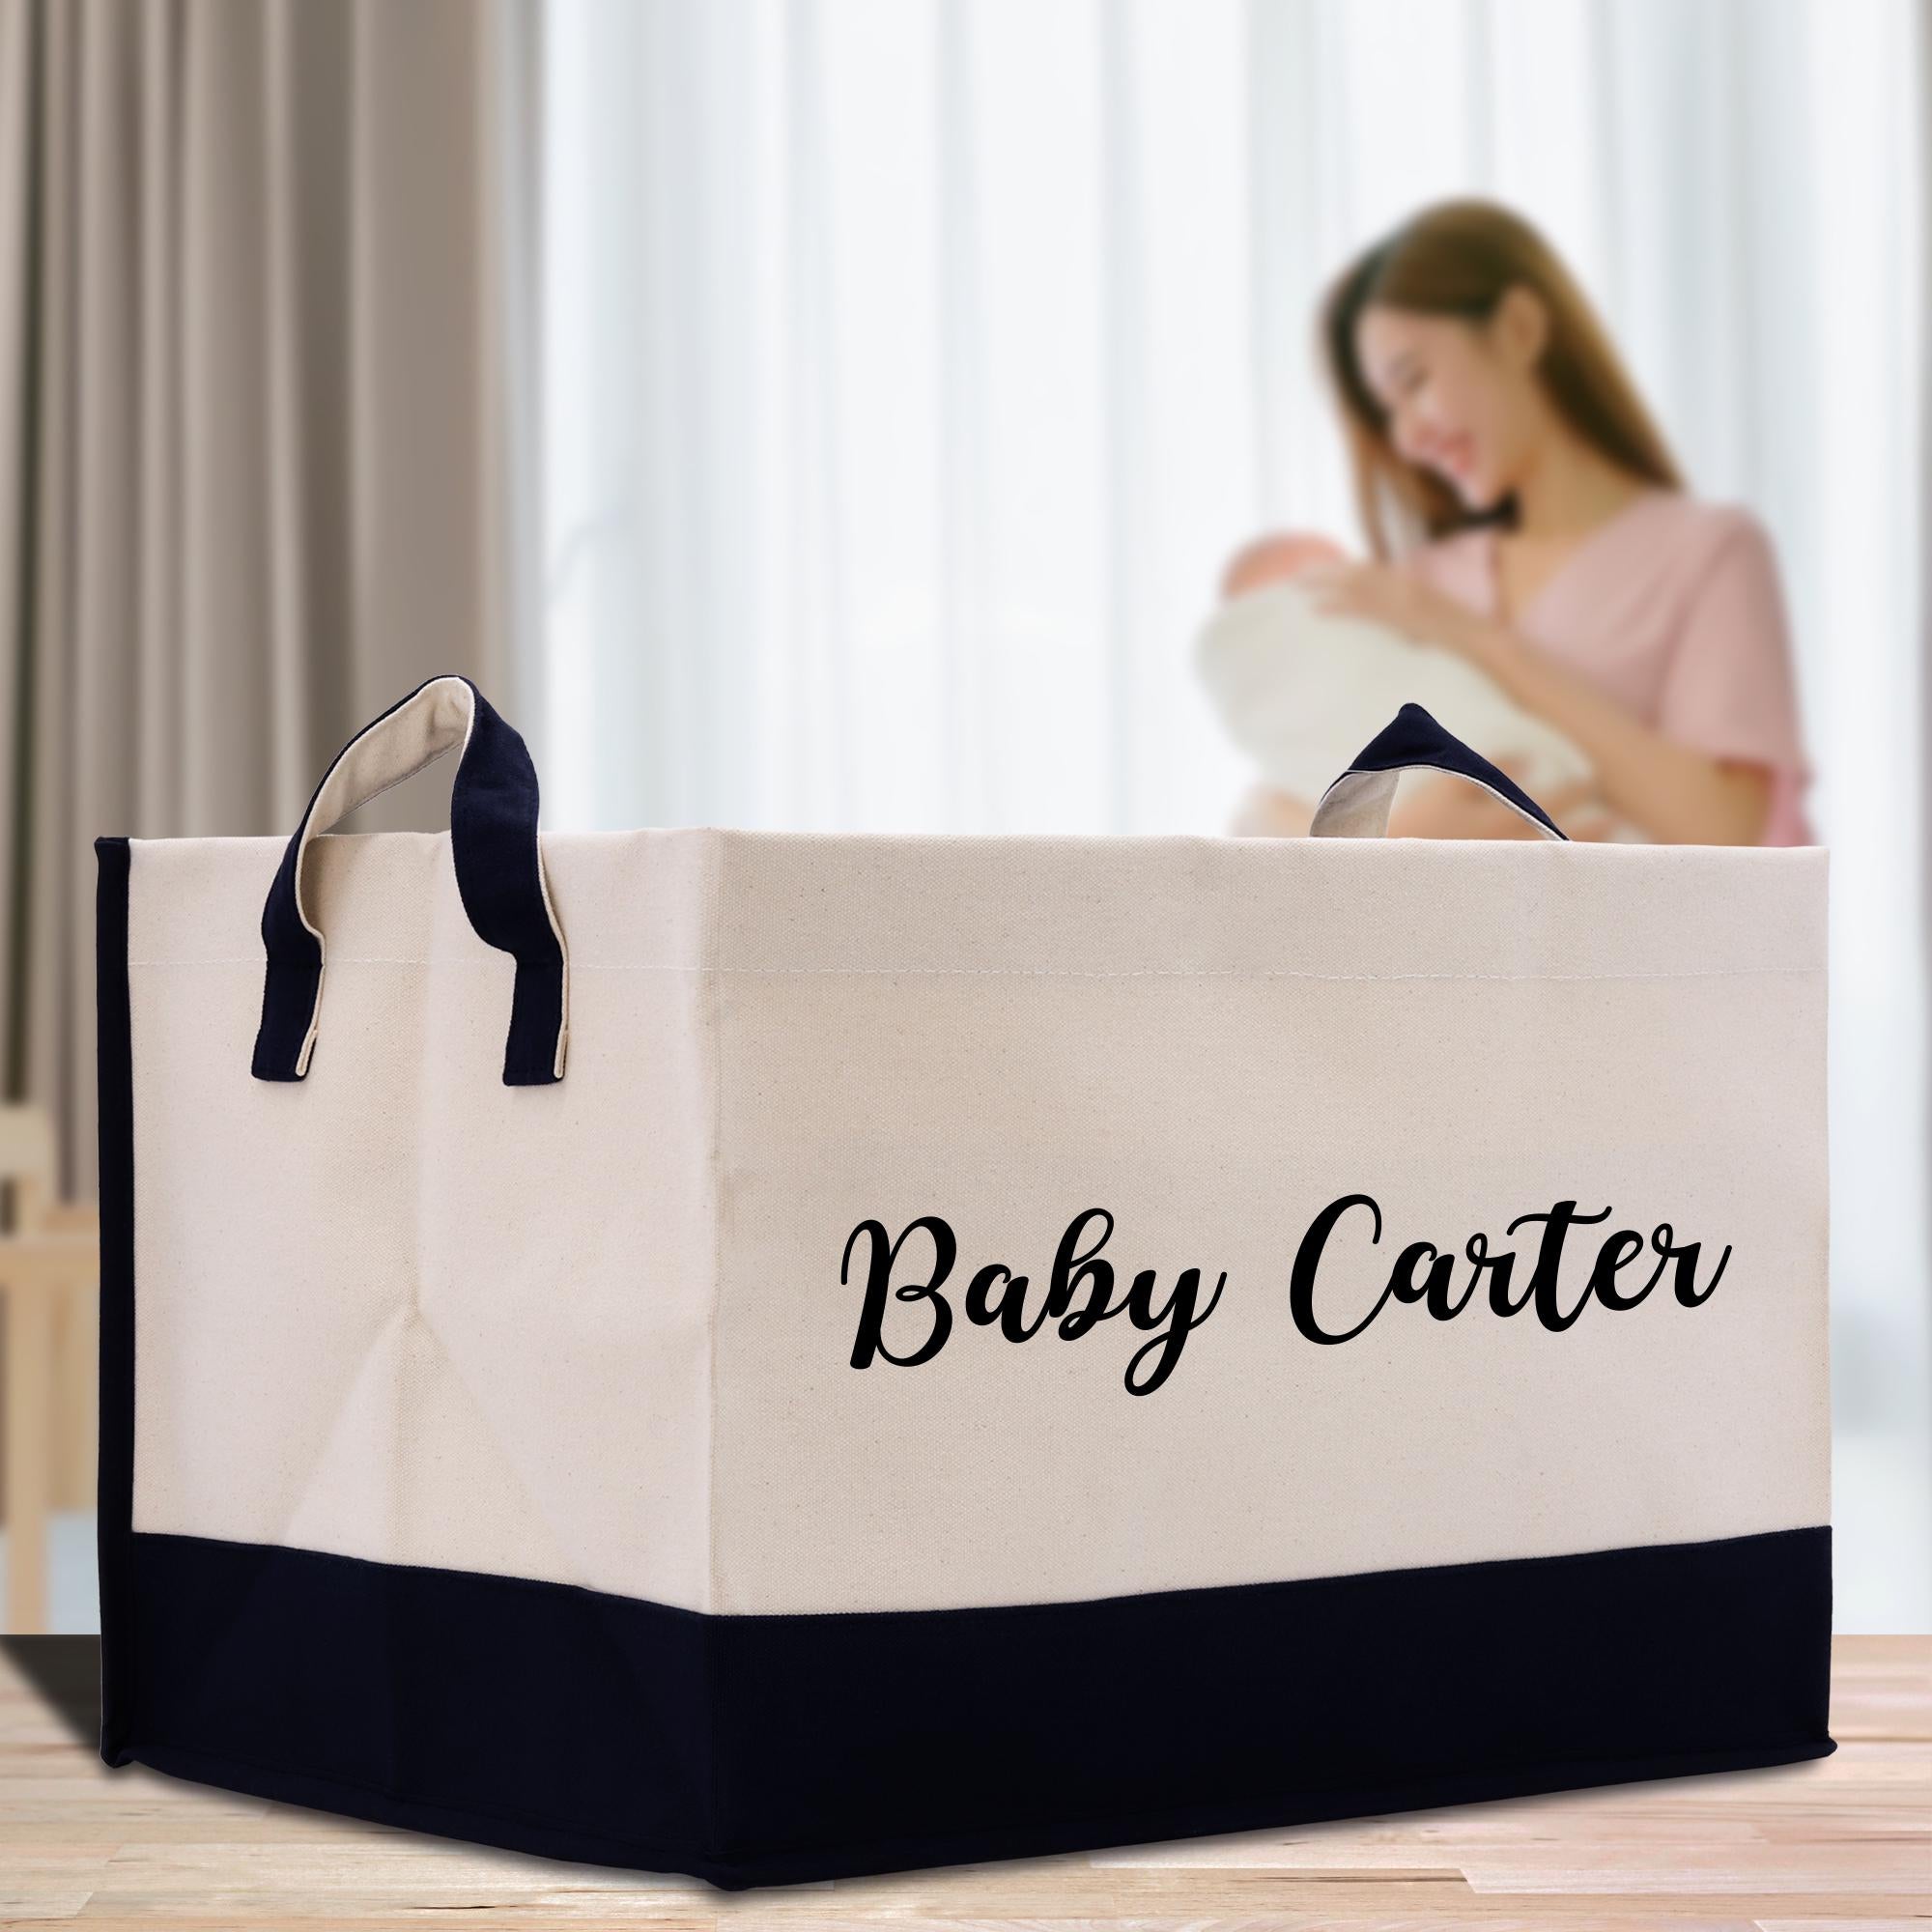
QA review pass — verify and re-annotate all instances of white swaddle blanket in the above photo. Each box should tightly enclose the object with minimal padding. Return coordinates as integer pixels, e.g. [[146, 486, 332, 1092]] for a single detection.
[[1193, 580, 1597, 810]]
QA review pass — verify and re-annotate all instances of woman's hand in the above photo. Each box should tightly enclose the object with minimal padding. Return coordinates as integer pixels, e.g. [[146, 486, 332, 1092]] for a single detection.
[[1226, 781, 1315, 838], [1384, 757, 1627, 841], [1227, 765, 1628, 840], [1301, 559, 1490, 660]]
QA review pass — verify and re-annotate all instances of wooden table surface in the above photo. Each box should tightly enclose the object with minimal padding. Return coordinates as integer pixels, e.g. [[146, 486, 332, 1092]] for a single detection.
[[2, 1636, 1925, 1930]]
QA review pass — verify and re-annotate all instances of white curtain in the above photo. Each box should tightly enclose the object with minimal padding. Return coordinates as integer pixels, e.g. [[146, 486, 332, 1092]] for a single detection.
[[537, 0, 1928, 1631]]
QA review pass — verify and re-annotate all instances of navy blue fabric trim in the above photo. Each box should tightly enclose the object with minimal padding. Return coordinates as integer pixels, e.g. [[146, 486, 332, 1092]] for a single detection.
[[92, 838, 137, 1766], [105, 1525, 1833, 1891], [1344, 701, 1569, 838], [249, 676, 564, 1087], [446, 690, 564, 1087]]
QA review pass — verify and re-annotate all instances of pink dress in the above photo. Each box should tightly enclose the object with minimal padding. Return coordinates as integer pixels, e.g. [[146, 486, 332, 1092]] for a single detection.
[[1404, 491, 1817, 845]]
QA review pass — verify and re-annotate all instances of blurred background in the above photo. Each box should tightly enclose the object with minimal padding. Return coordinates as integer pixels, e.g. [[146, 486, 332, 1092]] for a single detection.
[[1, 0, 1926, 1634]]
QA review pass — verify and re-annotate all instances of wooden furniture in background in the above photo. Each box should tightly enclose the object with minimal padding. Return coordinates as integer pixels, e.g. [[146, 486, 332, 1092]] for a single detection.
[[0, 1636, 1923, 1925], [0, 1105, 99, 1634]]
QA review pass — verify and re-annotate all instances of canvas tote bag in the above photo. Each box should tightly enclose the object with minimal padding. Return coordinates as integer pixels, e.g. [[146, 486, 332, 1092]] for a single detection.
[[94, 676, 1833, 1889]]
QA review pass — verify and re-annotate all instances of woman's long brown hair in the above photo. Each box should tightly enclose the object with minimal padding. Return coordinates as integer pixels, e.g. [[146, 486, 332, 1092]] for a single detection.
[[1321, 199, 1683, 558]]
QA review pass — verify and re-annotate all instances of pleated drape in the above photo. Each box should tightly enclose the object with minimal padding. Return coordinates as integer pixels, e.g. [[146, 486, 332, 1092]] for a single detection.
[[0, 0, 539, 1196]]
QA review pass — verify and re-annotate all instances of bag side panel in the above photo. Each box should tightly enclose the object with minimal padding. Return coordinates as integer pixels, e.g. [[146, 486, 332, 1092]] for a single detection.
[[709, 834, 1832, 1615], [120, 829, 719, 1611]]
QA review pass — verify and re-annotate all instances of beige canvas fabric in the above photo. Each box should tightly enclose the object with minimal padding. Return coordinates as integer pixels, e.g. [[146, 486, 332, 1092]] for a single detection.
[[122, 825, 1830, 1616]]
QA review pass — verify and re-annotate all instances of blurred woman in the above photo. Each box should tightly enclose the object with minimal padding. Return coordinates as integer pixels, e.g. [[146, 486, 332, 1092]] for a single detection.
[[1230, 198, 1813, 844]]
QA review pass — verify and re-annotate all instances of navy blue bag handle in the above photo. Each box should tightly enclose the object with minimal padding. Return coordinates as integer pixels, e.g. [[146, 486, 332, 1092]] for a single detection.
[[252, 675, 569, 1086], [1308, 701, 1570, 842]]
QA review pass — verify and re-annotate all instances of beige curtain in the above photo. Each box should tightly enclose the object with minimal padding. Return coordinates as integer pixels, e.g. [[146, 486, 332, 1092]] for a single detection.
[[0, 0, 540, 1198]]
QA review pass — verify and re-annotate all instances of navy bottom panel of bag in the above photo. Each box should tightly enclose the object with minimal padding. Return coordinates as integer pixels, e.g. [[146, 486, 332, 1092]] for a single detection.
[[103, 1523, 1833, 1890]]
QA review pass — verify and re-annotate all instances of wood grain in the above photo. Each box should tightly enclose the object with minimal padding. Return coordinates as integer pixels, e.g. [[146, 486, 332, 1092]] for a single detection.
[[0, 1635, 1923, 1929]]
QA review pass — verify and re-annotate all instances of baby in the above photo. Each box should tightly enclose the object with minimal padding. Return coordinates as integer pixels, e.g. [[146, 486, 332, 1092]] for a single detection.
[[1219, 529, 1351, 601], [1197, 528, 1616, 837]]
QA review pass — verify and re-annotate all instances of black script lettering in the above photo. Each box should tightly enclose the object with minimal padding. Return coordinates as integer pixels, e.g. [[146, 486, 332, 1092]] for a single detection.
[[1046, 1208, 1126, 1338], [847, 1195, 1736, 1393], [846, 1215, 955, 1369], [1293, 1194, 1734, 1343], [1506, 1200, 1613, 1333], [1588, 1227, 1659, 1310], [1390, 1238, 1469, 1319], [1468, 1229, 1529, 1315], [965, 1263, 1043, 1341], [847, 1207, 1223, 1395], [1289, 1193, 1389, 1344], [1125, 1265, 1228, 1396], [1654, 1221, 1732, 1306]]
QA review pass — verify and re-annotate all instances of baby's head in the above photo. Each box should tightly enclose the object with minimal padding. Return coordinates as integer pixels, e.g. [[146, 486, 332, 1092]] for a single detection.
[[1219, 530, 1349, 602]]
